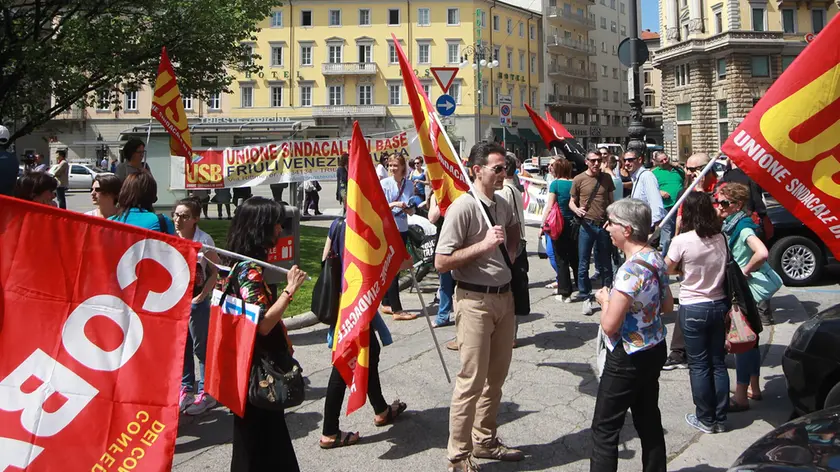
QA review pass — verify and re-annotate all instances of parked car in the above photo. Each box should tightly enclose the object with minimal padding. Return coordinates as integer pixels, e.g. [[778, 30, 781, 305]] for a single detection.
[[765, 197, 838, 286], [728, 406, 840, 471], [48, 163, 111, 190], [784, 303, 840, 416]]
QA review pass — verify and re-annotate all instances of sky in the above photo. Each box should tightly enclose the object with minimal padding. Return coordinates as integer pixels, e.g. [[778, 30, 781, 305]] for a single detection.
[[641, 0, 660, 32]]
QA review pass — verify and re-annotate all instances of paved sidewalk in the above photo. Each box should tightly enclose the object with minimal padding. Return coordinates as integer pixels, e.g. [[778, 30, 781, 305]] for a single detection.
[[173, 224, 809, 471]]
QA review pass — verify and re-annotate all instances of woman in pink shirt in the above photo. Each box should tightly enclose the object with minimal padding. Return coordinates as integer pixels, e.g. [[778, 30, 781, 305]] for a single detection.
[[665, 192, 730, 435]]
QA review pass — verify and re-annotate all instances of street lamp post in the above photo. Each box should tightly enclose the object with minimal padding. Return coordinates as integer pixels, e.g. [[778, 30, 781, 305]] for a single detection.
[[626, 0, 647, 157], [460, 9, 499, 145]]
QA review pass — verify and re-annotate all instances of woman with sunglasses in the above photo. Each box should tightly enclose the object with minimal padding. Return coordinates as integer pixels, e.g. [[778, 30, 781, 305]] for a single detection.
[[85, 174, 121, 218], [714, 182, 782, 412], [225, 197, 307, 472], [380, 154, 416, 321], [665, 192, 730, 433], [592, 198, 672, 472], [115, 138, 151, 182], [172, 197, 221, 416]]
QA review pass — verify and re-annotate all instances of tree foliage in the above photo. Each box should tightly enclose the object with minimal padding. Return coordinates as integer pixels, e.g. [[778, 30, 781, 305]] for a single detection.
[[0, 0, 282, 143]]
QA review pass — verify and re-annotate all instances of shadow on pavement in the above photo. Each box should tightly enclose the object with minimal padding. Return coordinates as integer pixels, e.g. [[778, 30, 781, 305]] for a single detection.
[[365, 403, 532, 461], [286, 411, 325, 440], [176, 409, 233, 454], [289, 326, 330, 347], [539, 362, 599, 397], [670, 466, 727, 471], [517, 321, 599, 351]]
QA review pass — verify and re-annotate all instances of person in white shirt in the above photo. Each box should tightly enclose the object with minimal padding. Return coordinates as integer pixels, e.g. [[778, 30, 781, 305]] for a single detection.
[[173, 197, 221, 416], [624, 150, 665, 227], [376, 152, 390, 180]]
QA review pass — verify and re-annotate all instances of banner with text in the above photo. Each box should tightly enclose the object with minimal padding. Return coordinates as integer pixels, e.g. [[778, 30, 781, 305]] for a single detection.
[[170, 130, 419, 189], [720, 15, 840, 260], [521, 176, 550, 222], [0, 196, 196, 471]]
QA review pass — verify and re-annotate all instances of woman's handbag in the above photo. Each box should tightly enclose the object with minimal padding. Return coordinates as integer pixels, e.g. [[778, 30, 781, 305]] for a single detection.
[[538, 235, 548, 259], [723, 242, 762, 352], [724, 303, 757, 354], [248, 342, 305, 410], [542, 202, 564, 239], [311, 218, 345, 325]]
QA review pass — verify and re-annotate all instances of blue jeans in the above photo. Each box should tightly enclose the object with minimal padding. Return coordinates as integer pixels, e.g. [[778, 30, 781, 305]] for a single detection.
[[577, 222, 613, 298], [659, 212, 676, 257], [182, 299, 211, 393], [436, 271, 455, 325], [735, 343, 761, 385], [680, 300, 730, 425], [544, 233, 558, 273]]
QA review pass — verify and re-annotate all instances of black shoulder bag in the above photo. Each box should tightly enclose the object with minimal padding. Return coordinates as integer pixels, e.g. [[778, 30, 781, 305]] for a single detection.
[[480, 197, 530, 317], [221, 263, 305, 411], [568, 176, 602, 242], [311, 218, 345, 325]]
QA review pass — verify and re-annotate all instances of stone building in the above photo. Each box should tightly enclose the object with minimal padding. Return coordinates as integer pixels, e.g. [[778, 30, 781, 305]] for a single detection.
[[641, 30, 663, 145], [653, 0, 838, 161]]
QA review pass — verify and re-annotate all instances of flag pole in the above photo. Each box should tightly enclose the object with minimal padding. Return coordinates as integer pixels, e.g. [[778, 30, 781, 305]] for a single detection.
[[428, 111, 494, 229], [649, 154, 721, 241], [409, 267, 451, 383], [201, 243, 311, 280]]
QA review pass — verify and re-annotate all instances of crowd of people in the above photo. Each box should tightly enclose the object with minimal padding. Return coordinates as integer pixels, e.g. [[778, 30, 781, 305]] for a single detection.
[[3, 126, 785, 472]]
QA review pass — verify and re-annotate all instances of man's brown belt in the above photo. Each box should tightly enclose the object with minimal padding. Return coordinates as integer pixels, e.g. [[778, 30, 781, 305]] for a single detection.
[[456, 281, 511, 294]]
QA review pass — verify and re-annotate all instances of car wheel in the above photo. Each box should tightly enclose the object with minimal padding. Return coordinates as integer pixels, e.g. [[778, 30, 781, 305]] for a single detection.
[[769, 235, 823, 286], [824, 382, 840, 409]]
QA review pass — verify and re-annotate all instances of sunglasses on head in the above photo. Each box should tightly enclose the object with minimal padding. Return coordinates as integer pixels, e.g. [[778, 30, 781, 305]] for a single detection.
[[484, 164, 506, 174], [713, 199, 731, 208]]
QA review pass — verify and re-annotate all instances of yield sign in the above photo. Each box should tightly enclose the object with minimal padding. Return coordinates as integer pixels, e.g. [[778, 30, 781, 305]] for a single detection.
[[430, 67, 460, 94]]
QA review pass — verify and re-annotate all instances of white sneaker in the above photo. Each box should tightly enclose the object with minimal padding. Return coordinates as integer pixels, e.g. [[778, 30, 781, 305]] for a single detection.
[[554, 295, 573, 303], [179, 387, 194, 413], [184, 392, 218, 416], [581, 299, 593, 316]]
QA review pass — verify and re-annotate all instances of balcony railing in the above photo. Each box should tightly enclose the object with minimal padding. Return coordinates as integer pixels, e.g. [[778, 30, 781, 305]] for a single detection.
[[547, 65, 598, 81], [546, 94, 599, 107], [321, 62, 378, 75], [54, 108, 86, 120], [546, 36, 597, 56], [546, 7, 596, 30], [312, 105, 387, 118]]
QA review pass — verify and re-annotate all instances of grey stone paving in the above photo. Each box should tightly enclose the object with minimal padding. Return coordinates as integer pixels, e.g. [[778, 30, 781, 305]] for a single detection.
[[173, 223, 809, 471]]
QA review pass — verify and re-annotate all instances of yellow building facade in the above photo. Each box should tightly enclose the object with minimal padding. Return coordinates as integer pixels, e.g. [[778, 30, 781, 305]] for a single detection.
[[22, 0, 544, 163]]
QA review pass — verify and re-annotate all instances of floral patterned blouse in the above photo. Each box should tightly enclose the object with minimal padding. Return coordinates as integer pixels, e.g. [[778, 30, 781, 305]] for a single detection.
[[610, 251, 668, 355], [230, 262, 293, 356]]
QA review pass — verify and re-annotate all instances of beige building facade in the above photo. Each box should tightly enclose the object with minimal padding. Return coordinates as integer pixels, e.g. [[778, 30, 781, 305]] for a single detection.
[[641, 30, 663, 145], [15, 0, 544, 165], [654, 0, 838, 161]]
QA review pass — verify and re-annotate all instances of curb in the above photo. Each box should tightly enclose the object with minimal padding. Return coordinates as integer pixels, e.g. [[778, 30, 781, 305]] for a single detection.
[[285, 311, 320, 331]]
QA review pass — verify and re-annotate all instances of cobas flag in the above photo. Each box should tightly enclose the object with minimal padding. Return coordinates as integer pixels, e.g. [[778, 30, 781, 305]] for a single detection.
[[151, 46, 193, 161], [392, 33, 468, 216], [332, 122, 409, 415], [721, 15, 840, 260], [524, 103, 586, 174], [0, 196, 197, 471]]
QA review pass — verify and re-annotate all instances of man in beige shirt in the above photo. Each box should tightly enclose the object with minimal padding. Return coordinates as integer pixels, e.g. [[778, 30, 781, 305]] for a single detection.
[[436, 141, 523, 472]]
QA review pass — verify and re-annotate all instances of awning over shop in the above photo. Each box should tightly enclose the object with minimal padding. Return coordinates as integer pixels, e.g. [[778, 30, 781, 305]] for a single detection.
[[492, 128, 521, 145], [518, 128, 542, 142]]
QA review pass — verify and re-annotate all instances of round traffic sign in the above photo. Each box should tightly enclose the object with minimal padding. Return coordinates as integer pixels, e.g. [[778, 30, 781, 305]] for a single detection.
[[500, 104, 511, 116], [618, 38, 650, 68], [805, 33, 815, 43]]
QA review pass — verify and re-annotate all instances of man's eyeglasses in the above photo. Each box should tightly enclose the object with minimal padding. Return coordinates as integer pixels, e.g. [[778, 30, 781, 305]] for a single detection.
[[686, 166, 704, 172], [624, 157, 638, 162], [713, 199, 731, 208], [587, 158, 602, 164], [484, 165, 506, 174]]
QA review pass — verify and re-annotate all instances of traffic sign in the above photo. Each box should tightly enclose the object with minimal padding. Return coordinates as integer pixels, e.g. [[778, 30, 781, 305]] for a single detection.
[[805, 33, 815, 43], [431, 67, 460, 94], [499, 95, 512, 127], [436, 94, 456, 116], [500, 104, 511, 116]]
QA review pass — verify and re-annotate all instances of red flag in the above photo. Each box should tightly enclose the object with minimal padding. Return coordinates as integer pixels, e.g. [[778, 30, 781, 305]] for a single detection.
[[332, 122, 409, 415], [0, 195, 196, 471], [204, 288, 261, 418], [151, 46, 194, 161], [720, 14, 840, 261], [392, 33, 469, 216], [525, 103, 573, 148]]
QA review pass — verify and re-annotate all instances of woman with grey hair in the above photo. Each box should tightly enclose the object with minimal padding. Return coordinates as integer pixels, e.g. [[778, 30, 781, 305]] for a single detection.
[[591, 198, 673, 472]]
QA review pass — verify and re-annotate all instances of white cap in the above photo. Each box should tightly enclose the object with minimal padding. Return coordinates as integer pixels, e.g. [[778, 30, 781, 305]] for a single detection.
[[0, 125, 9, 145]]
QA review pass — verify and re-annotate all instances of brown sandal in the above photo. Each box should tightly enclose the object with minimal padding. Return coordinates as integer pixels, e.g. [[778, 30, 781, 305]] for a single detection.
[[392, 312, 418, 321], [319, 430, 360, 449], [374, 400, 407, 427]]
